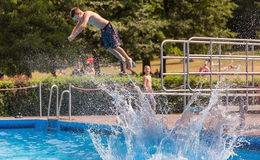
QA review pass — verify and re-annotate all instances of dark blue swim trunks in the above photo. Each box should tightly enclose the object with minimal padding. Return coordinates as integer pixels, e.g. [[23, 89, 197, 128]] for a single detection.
[[101, 22, 121, 49]]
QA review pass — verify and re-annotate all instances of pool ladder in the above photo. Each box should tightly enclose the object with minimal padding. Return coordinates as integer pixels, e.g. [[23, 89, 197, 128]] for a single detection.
[[47, 84, 72, 120], [47, 119, 59, 131]]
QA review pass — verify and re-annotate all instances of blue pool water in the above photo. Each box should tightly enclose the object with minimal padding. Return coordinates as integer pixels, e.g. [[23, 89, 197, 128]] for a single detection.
[[0, 119, 259, 160], [0, 119, 109, 160], [0, 128, 101, 160]]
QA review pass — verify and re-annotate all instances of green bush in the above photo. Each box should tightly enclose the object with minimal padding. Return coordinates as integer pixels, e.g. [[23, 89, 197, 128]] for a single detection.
[[0, 75, 144, 117], [1, 75, 259, 116]]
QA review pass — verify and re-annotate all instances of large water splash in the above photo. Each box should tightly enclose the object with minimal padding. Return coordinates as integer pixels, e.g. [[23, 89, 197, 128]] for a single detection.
[[88, 79, 244, 160]]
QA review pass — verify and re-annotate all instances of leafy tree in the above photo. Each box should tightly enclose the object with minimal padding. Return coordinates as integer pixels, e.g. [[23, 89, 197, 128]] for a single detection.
[[121, 0, 167, 71], [163, 0, 237, 38], [0, 0, 241, 76], [228, 0, 260, 39], [0, 0, 83, 76], [161, 0, 237, 73]]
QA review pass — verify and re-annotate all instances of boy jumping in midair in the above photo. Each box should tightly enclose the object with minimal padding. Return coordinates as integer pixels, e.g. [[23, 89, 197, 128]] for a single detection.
[[68, 7, 134, 70]]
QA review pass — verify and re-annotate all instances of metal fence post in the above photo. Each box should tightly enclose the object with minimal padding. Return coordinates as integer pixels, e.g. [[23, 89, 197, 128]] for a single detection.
[[39, 82, 42, 117], [69, 83, 72, 120]]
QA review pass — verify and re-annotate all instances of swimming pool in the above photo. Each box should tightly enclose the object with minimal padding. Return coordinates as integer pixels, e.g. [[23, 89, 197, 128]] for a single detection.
[[0, 119, 260, 160], [0, 119, 114, 160], [0, 119, 259, 160]]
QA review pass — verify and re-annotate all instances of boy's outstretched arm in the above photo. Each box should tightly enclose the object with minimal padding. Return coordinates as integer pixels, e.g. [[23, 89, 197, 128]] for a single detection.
[[68, 21, 80, 41], [68, 13, 90, 41]]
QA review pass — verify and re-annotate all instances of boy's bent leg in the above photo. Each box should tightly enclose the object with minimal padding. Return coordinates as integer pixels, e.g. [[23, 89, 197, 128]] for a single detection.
[[107, 48, 127, 68], [114, 47, 133, 70]]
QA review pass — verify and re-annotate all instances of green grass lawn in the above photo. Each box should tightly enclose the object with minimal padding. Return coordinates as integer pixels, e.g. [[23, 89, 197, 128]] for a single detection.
[[29, 56, 260, 82]]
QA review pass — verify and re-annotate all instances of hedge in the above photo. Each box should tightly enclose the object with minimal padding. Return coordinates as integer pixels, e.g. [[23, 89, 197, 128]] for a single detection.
[[0, 75, 259, 117]]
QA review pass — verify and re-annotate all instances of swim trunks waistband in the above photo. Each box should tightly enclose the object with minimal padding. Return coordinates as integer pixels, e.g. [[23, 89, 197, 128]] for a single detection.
[[102, 22, 111, 31]]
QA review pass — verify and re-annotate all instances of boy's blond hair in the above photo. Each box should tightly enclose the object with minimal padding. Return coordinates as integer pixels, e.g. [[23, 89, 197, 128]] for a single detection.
[[70, 7, 81, 18]]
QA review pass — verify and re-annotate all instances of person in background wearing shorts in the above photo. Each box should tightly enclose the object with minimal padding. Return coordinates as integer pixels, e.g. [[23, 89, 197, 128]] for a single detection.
[[143, 65, 157, 111], [68, 7, 135, 72]]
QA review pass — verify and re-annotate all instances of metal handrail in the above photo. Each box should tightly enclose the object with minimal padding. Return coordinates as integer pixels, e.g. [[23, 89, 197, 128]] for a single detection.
[[154, 88, 260, 92], [186, 38, 259, 91], [47, 85, 59, 119], [58, 84, 72, 120], [188, 37, 260, 43], [160, 39, 260, 91], [160, 39, 260, 46], [144, 92, 260, 97], [39, 82, 42, 117], [162, 72, 260, 76], [160, 37, 260, 110], [162, 55, 260, 60], [186, 37, 260, 91]]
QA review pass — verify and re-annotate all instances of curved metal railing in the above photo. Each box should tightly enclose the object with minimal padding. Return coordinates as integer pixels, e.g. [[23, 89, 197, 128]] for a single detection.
[[47, 85, 59, 119], [58, 84, 72, 120]]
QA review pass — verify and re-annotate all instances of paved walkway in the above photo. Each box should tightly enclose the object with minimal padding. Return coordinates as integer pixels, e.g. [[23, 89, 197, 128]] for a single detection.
[[1, 113, 259, 136]]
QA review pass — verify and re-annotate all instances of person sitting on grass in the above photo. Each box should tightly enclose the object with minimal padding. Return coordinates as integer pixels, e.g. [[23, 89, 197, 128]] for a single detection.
[[85, 63, 96, 75], [68, 7, 135, 72], [143, 65, 157, 111], [72, 61, 84, 76]]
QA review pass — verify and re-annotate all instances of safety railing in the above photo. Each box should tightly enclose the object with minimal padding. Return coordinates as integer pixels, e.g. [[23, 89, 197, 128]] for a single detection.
[[160, 37, 260, 92], [160, 37, 260, 113], [58, 84, 72, 120], [47, 85, 59, 119], [186, 37, 260, 92]]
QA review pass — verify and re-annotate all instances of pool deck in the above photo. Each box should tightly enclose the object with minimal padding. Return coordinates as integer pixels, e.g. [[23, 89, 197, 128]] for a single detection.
[[1, 113, 259, 137]]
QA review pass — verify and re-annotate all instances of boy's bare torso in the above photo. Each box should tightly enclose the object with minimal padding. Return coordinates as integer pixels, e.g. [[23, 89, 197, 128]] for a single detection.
[[84, 11, 109, 29], [144, 75, 152, 90]]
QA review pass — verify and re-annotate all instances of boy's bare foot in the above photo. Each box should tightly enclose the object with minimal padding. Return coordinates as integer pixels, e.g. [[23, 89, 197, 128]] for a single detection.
[[126, 58, 133, 70]]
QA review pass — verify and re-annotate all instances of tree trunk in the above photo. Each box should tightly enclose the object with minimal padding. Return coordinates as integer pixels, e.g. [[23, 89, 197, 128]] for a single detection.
[[162, 59, 166, 76], [50, 67, 56, 77], [23, 66, 32, 78], [120, 62, 126, 73], [92, 50, 100, 75], [25, 71, 32, 78], [160, 51, 167, 78], [163, 0, 170, 16]]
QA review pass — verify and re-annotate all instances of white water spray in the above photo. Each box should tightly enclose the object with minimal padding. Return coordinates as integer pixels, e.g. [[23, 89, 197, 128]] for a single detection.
[[88, 79, 245, 160]]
